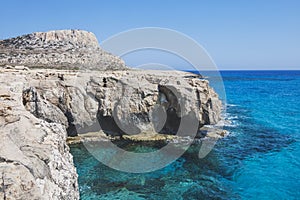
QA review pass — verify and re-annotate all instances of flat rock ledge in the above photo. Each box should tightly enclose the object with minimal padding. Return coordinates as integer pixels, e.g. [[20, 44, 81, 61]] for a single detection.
[[67, 127, 228, 145]]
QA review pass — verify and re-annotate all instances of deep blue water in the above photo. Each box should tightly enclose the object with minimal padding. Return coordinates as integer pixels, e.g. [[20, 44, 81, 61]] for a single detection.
[[70, 70, 300, 199]]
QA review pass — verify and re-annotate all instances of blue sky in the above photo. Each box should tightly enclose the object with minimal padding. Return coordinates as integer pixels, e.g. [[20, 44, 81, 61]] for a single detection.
[[0, 0, 299, 70]]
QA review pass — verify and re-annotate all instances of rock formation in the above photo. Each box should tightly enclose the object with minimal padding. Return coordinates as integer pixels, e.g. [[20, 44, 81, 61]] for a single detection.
[[0, 71, 79, 200], [19, 69, 221, 137], [0, 30, 222, 199], [0, 30, 126, 70]]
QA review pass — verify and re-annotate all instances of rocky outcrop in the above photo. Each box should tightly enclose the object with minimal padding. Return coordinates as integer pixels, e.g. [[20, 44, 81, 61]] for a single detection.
[[0, 30, 222, 199], [0, 71, 79, 200], [0, 66, 222, 198], [0, 30, 126, 70], [19, 69, 221, 138]]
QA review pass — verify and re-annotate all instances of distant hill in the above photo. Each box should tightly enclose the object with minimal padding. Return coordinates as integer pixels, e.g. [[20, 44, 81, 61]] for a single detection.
[[0, 29, 127, 70]]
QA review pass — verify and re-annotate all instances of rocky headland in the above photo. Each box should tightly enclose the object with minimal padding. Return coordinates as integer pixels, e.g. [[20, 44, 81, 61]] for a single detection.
[[0, 30, 126, 70], [0, 30, 223, 199]]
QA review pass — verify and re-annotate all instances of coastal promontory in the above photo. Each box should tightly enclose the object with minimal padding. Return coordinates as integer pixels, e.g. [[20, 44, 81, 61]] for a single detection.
[[0, 30, 222, 199]]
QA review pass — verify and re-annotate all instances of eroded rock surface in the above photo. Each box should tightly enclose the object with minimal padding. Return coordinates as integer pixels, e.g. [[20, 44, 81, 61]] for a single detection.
[[0, 71, 79, 200], [18, 69, 221, 137]]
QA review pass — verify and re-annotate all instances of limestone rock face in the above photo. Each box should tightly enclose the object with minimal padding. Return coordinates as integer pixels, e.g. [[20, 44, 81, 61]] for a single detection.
[[0, 30, 126, 70], [19, 69, 221, 137], [0, 71, 79, 199]]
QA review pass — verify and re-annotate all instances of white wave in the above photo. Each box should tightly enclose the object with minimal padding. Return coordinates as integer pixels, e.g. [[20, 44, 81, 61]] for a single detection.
[[216, 120, 238, 128], [217, 112, 240, 128], [226, 103, 239, 107]]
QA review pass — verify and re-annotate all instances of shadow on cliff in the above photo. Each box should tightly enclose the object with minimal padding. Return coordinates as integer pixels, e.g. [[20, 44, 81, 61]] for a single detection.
[[72, 84, 201, 137]]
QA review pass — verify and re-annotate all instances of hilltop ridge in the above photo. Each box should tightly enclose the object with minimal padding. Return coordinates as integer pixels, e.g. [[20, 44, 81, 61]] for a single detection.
[[0, 29, 126, 70]]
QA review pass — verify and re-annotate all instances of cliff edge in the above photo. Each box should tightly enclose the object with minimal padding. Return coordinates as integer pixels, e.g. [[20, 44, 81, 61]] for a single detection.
[[0, 30, 222, 199]]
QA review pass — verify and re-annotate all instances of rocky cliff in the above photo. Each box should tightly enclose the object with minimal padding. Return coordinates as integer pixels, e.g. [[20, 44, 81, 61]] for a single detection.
[[0, 70, 79, 200], [0, 67, 222, 199], [0, 30, 222, 199], [21, 69, 221, 137], [0, 30, 126, 70]]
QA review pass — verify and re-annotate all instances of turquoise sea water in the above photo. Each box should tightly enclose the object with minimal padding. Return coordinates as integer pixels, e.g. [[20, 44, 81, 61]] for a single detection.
[[70, 70, 300, 199]]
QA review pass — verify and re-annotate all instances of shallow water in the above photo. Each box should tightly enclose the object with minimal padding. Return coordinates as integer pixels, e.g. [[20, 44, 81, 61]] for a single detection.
[[70, 70, 300, 199]]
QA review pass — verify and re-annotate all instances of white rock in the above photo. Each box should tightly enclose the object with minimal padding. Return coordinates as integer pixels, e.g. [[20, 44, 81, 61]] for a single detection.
[[14, 65, 25, 70]]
